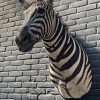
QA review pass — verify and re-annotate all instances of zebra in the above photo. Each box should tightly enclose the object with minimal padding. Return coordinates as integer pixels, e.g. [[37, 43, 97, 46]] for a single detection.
[[16, 0, 92, 99]]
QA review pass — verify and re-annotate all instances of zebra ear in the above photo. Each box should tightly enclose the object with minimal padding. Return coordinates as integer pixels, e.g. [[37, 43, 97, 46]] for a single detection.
[[19, 0, 32, 8], [47, 0, 53, 6], [37, 0, 44, 5], [19, 0, 24, 4]]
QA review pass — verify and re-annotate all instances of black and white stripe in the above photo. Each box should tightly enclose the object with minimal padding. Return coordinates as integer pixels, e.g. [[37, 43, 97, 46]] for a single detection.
[[18, 0, 92, 99], [43, 15, 92, 98]]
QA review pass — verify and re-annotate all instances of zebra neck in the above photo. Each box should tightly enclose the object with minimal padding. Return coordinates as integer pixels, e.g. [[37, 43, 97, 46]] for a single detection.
[[43, 18, 66, 52], [43, 18, 65, 48], [42, 19, 70, 63]]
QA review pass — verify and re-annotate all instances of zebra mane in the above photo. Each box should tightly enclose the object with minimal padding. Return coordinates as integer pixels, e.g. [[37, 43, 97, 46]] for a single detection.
[[56, 12, 68, 31]]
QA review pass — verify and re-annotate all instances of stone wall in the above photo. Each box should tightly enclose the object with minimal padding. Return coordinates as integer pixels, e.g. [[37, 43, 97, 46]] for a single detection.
[[0, 0, 100, 100]]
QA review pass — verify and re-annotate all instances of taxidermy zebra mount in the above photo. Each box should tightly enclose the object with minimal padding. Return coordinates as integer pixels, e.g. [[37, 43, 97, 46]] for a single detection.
[[16, 0, 92, 99]]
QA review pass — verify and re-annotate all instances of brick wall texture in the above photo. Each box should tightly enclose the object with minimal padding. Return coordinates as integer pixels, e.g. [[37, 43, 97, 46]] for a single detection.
[[0, 0, 100, 100]]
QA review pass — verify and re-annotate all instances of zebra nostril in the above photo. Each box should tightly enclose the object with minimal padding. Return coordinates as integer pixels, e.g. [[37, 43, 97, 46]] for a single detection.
[[22, 35, 27, 42]]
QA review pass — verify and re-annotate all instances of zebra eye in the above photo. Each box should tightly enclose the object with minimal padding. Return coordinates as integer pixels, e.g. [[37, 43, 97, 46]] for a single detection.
[[38, 8, 45, 14]]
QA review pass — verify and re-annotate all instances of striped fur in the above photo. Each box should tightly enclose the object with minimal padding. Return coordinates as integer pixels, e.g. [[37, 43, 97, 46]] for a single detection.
[[16, 1, 92, 99]]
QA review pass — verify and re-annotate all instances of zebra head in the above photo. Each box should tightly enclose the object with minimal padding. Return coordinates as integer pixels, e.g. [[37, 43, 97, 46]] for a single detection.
[[16, 0, 55, 52]]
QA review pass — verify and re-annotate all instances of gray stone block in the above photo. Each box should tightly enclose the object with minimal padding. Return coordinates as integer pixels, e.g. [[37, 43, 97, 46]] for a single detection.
[[4, 4, 16, 10], [22, 82, 37, 88], [59, 8, 76, 16], [17, 54, 31, 60], [69, 24, 86, 32], [3, 22, 14, 28], [9, 16, 21, 22], [88, 0, 100, 4], [38, 94, 55, 100], [0, 82, 8, 88], [76, 16, 96, 24], [6, 46, 18, 51], [5, 56, 16, 61], [87, 34, 100, 41], [9, 7, 22, 13], [0, 16, 3, 20], [3, 77, 15, 82], [54, 5, 68, 12], [0, 57, 4, 62], [16, 76, 30, 82], [0, 28, 7, 33], [0, 61, 10, 66], [0, 47, 5, 52], [31, 76, 46, 82], [97, 2, 100, 8], [29, 88, 46, 94], [0, 7, 3, 11], [39, 70, 49, 76], [0, 93, 7, 99], [22, 94, 37, 100], [77, 4, 96, 12], [0, 51, 12, 57], [97, 27, 100, 33], [37, 82, 53, 88], [0, 19, 8, 24], [87, 21, 100, 28], [23, 70, 38, 76], [15, 20, 24, 26], [76, 28, 96, 36], [86, 47, 100, 54], [8, 82, 21, 88], [24, 59, 39, 65], [88, 54, 100, 60], [17, 65, 31, 71], [68, 12, 86, 20], [10, 60, 23, 66], [4, 13, 15, 19], [1, 41, 12, 47], [0, 2, 10, 7], [12, 50, 23, 55], [1, 88, 14, 93], [0, 67, 4, 72], [0, 38, 7, 43], [4, 66, 17, 72], [1, 32, 13, 38], [9, 71, 22, 77], [86, 9, 100, 17], [69, 0, 87, 8], [8, 26, 19, 32], [15, 88, 28, 94], [97, 40, 100, 46], [8, 93, 22, 100], [0, 77, 3, 82], [0, 72, 9, 77], [32, 64, 47, 70], [81, 41, 97, 48]]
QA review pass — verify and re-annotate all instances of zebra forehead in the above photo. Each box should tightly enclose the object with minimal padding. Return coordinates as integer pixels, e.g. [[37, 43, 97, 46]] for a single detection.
[[23, 3, 37, 18]]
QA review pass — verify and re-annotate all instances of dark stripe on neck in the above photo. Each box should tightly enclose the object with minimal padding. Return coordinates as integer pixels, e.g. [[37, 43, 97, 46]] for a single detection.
[[43, 16, 61, 42], [59, 40, 79, 71], [45, 26, 65, 52], [76, 52, 89, 85], [65, 46, 83, 83], [49, 35, 73, 62]]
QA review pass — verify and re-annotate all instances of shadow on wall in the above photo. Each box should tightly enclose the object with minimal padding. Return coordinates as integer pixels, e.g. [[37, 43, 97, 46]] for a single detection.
[[70, 36, 100, 100]]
